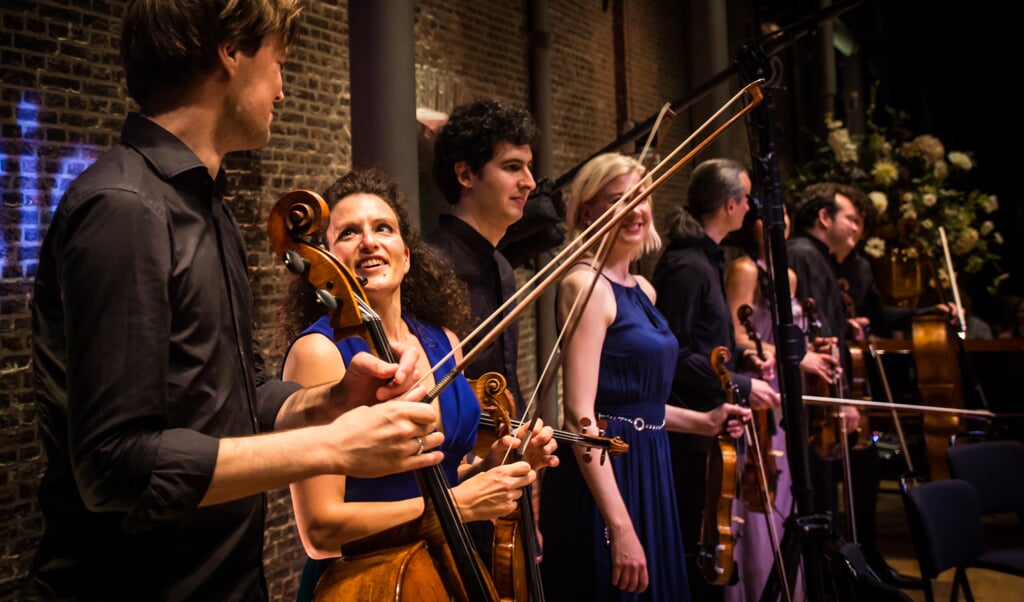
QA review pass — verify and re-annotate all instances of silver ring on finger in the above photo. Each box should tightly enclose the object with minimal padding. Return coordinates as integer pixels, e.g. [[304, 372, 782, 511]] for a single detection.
[[414, 436, 425, 456]]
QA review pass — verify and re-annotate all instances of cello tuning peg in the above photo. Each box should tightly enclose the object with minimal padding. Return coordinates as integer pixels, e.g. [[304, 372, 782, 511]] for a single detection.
[[283, 250, 307, 275], [596, 419, 608, 435], [315, 289, 338, 312]]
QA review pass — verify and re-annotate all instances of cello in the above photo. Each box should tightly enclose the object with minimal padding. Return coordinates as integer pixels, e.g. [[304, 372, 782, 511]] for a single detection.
[[910, 227, 991, 480], [698, 346, 741, 586], [268, 190, 500, 602]]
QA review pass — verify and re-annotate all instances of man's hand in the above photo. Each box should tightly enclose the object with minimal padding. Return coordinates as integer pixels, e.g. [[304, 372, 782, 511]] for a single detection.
[[800, 351, 839, 382], [327, 341, 423, 419], [748, 378, 781, 410], [324, 400, 444, 478]]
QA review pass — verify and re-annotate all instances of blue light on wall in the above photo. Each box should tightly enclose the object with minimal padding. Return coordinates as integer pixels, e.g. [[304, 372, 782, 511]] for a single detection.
[[1, 91, 99, 273]]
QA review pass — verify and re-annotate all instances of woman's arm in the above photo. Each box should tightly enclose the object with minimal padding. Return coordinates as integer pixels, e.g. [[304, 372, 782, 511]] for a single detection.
[[283, 334, 436, 558], [559, 269, 649, 593]]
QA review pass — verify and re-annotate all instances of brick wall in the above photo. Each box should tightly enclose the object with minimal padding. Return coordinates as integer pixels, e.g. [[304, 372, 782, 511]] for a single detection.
[[0, 1, 749, 599]]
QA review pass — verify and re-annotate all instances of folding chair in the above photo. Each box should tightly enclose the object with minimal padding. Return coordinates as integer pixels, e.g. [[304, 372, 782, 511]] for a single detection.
[[899, 477, 1024, 602]]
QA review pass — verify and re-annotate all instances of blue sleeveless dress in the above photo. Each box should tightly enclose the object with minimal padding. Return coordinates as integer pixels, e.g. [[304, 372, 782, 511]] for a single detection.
[[539, 280, 689, 602], [289, 314, 481, 601]]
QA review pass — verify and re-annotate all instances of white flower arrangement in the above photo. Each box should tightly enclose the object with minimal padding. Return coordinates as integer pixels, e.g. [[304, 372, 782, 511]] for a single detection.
[[787, 84, 1003, 284]]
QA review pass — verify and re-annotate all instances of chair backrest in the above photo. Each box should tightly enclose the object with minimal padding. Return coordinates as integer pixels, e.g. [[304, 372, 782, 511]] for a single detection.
[[900, 477, 987, 579], [947, 440, 1024, 515]]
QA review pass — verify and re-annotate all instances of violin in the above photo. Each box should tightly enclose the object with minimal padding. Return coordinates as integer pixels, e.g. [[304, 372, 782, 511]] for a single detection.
[[697, 346, 740, 586], [801, 297, 859, 543], [836, 282, 872, 451], [468, 373, 543, 602], [802, 297, 852, 461], [471, 376, 628, 463], [736, 304, 781, 513], [267, 190, 499, 602]]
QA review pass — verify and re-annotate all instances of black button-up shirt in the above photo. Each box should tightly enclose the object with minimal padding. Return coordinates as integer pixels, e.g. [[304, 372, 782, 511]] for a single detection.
[[833, 250, 917, 337], [428, 214, 523, 409], [31, 112, 299, 600], [788, 233, 850, 370], [652, 235, 752, 412]]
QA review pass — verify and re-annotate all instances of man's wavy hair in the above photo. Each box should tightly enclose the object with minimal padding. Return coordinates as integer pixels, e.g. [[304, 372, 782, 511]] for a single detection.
[[432, 99, 539, 205], [277, 169, 472, 351], [121, 0, 302, 109]]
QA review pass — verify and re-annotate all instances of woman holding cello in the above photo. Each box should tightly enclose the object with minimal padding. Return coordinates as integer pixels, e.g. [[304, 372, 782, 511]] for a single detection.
[[539, 153, 750, 601], [277, 169, 559, 601]]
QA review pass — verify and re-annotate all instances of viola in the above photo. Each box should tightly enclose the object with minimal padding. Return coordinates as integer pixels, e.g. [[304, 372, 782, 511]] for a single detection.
[[267, 190, 499, 602], [697, 346, 740, 586], [736, 304, 781, 513]]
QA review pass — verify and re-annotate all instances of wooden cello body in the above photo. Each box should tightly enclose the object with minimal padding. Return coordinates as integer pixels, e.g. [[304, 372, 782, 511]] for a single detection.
[[910, 314, 964, 481]]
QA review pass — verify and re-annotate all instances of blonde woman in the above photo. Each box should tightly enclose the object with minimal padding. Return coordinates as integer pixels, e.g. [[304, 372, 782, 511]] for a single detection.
[[539, 153, 749, 601]]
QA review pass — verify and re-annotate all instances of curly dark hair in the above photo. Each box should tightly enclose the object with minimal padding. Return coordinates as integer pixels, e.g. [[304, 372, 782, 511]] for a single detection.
[[276, 169, 472, 351], [432, 98, 539, 205]]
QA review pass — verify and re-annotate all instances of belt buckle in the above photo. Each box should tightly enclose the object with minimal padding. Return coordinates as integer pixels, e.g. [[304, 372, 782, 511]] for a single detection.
[[633, 417, 646, 431]]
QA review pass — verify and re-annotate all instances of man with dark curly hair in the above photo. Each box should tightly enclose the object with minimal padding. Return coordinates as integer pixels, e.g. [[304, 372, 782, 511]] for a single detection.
[[427, 98, 540, 570], [428, 98, 540, 410]]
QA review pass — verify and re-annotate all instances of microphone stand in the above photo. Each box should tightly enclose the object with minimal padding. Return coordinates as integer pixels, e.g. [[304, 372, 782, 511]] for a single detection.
[[738, 44, 828, 602]]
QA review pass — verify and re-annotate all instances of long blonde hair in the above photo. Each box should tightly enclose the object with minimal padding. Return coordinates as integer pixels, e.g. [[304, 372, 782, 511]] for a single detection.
[[565, 152, 661, 261]]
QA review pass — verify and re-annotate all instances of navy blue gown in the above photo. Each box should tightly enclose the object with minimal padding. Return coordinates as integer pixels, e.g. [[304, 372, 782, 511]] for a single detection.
[[288, 314, 481, 602], [540, 279, 689, 601]]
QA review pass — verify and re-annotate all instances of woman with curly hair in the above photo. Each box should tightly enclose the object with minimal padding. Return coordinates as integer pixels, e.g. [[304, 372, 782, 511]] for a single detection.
[[278, 169, 558, 601]]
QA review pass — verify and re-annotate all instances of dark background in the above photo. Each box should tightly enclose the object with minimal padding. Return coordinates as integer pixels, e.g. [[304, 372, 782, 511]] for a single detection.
[[766, 0, 1024, 327]]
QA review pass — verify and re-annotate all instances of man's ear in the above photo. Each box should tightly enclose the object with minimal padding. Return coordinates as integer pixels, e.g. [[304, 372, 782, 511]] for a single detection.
[[817, 206, 831, 229], [218, 42, 240, 76], [454, 161, 473, 188]]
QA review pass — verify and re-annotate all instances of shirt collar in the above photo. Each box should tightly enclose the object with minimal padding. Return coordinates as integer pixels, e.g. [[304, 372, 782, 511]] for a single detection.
[[696, 234, 725, 267], [439, 213, 497, 254], [120, 112, 223, 184]]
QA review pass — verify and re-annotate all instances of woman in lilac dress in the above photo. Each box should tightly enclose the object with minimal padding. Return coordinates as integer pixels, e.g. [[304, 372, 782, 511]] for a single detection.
[[723, 202, 834, 602]]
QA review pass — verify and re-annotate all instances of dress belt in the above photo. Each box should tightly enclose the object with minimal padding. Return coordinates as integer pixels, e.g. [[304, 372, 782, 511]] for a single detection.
[[597, 412, 666, 431]]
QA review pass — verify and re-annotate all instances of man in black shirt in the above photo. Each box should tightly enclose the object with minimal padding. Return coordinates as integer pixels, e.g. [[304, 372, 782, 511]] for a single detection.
[[28, 2, 442, 599], [428, 99, 540, 408], [788, 182, 921, 586], [652, 158, 779, 602], [427, 98, 541, 569]]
